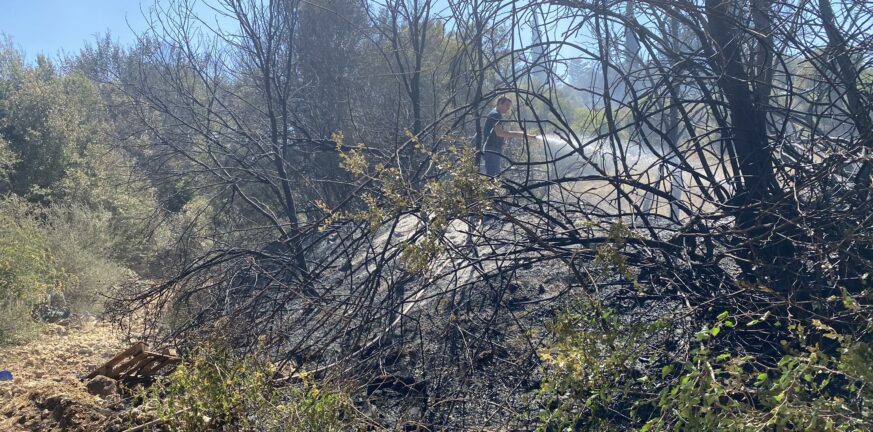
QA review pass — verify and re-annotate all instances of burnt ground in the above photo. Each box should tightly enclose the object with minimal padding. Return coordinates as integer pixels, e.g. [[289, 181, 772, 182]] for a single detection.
[[343, 220, 583, 431]]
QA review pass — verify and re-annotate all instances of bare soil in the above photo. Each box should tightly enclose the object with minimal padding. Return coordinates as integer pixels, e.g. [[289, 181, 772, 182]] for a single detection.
[[0, 319, 151, 431]]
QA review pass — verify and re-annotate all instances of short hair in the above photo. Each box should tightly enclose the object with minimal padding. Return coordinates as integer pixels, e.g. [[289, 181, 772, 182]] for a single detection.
[[496, 96, 512, 106]]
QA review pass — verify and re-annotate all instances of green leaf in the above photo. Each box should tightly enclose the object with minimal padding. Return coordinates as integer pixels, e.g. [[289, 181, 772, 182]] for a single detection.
[[819, 378, 830, 390], [717, 311, 729, 321], [756, 373, 768, 383], [841, 287, 860, 311], [710, 326, 721, 337], [774, 390, 786, 402]]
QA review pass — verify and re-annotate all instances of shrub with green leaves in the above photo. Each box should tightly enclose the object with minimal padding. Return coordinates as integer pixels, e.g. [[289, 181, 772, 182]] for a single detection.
[[0, 136, 15, 193], [43, 203, 136, 314], [1, 45, 169, 276], [641, 315, 873, 431], [0, 196, 145, 341], [143, 343, 357, 432], [537, 300, 873, 431], [0, 197, 63, 343], [536, 301, 672, 431]]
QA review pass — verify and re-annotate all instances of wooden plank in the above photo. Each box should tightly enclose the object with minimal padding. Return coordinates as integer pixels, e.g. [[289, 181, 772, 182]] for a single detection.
[[87, 343, 182, 385], [131, 353, 164, 378], [118, 359, 148, 380], [139, 356, 179, 376], [112, 352, 150, 380], [130, 357, 163, 377], [120, 352, 180, 380], [86, 342, 146, 379], [89, 343, 144, 378]]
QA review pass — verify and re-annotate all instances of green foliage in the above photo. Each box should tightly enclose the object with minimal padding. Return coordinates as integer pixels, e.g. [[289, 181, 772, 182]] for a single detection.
[[418, 138, 497, 231], [0, 197, 63, 344], [594, 222, 642, 290], [569, 105, 606, 136], [0, 44, 169, 275], [143, 343, 357, 432], [536, 302, 671, 431], [0, 55, 100, 200], [537, 303, 873, 431], [400, 236, 443, 274], [0, 136, 15, 193], [641, 319, 873, 431], [536, 221, 873, 430], [0, 46, 160, 331], [54, 141, 165, 273], [42, 204, 137, 314], [0, 196, 142, 342], [330, 131, 496, 274]]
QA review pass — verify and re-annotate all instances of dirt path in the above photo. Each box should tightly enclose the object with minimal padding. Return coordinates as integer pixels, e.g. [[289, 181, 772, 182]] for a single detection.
[[0, 319, 138, 431]]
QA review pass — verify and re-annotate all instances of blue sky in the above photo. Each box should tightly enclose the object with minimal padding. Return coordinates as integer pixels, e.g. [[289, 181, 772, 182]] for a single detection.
[[0, 0, 576, 65], [0, 0, 155, 58]]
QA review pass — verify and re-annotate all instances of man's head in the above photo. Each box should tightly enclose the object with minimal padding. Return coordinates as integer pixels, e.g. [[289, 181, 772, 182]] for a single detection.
[[496, 96, 512, 114]]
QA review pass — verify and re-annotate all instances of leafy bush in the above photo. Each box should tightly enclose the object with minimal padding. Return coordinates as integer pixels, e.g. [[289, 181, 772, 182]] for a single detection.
[[43, 203, 136, 315], [143, 343, 357, 432], [0, 197, 143, 342], [1, 46, 170, 276], [535, 214, 873, 431], [0, 47, 175, 335], [0, 136, 15, 193], [537, 289, 873, 431], [536, 301, 670, 431], [0, 197, 63, 343]]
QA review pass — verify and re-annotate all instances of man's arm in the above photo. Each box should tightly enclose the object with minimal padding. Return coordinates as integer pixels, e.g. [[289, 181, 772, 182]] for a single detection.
[[493, 122, 537, 139]]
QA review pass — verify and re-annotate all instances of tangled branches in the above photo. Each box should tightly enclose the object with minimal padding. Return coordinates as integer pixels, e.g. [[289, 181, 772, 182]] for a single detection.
[[107, 0, 872, 429]]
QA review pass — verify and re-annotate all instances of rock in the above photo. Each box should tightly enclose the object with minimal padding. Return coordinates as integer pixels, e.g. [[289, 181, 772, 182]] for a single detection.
[[103, 393, 122, 406], [86, 375, 117, 398], [44, 324, 67, 336]]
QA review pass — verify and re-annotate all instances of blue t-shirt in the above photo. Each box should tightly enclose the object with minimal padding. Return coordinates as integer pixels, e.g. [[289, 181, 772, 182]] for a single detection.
[[483, 109, 503, 151]]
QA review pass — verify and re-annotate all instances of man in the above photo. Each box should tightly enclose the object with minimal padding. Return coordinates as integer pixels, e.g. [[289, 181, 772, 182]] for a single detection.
[[482, 96, 536, 177]]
